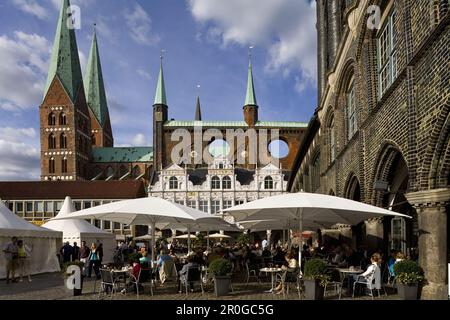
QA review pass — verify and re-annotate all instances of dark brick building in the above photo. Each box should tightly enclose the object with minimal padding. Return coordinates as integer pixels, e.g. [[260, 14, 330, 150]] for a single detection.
[[289, 0, 449, 299]]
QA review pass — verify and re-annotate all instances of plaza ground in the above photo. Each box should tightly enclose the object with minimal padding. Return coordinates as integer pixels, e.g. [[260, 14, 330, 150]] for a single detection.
[[0, 272, 400, 300]]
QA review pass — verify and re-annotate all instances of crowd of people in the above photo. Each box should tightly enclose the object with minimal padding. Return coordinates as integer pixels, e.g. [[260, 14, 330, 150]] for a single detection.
[[59, 241, 104, 279]]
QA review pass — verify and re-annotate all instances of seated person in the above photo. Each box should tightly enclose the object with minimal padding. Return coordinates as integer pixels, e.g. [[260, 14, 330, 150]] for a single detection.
[[157, 249, 175, 285], [121, 259, 142, 294], [349, 253, 381, 294], [169, 249, 182, 271], [139, 248, 150, 267], [192, 249, 206, 266], [177, 256, 200, 293], [274, 250, 298, 294]]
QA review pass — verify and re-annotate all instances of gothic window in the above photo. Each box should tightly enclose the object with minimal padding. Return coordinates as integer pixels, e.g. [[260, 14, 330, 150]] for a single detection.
[[303, 166, 310, 192], [59, 112, 67, 125], [48, 113, 56, 126], [378, 8, 397, 98], [49, 158, 55, 174], [48, 133, 56, 149], [61, 157, 68, 173], [346, 80, 357, 140], [264, 176, 274, 190], [222, 176, 232, 189], [329, 117, 336, 162], [169, 177, 179, 190], [311, 153, 321, 192], [60, 133, 67, 149], [211, 176, 221, 190]]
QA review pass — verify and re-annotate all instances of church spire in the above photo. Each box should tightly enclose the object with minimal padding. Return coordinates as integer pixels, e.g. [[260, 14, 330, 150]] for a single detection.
[[44, 0, 83, 102], [244, 58, 258, 107], [84, 28, 110, 127], [195, 96, 202, 121], [154, 56, 167, 106]]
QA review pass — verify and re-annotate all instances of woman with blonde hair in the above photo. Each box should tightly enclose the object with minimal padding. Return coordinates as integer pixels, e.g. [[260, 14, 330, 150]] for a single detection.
[[88, 243, 101, 279], [274, 250, 299, 294]]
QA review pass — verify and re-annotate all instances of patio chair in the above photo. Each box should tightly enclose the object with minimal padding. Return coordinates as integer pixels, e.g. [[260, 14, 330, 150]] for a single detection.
[[245, 261, 260, 285], [352, 265, 387, 299], [180, 266, 204, 296], [98, 269, 121, 299], [128, 269, 142, 298], [140, 268, 155, 296], [277, 268, 303, 299]]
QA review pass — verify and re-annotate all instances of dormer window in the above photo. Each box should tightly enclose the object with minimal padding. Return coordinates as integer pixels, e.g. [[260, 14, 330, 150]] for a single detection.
[[264, 176, 274, 190], [211, 176, 221, 189], [169, 177, 179, 190], [222, 176, 232, 189]]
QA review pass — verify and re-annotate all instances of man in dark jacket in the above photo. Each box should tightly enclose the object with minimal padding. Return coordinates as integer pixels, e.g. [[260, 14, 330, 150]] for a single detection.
[[79, 241, 90, 275], [72, 242, 80, 261], [60, 242, 73, 263]]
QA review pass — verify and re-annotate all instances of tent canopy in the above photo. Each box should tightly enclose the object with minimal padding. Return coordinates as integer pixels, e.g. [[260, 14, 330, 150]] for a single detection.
[[0, 201, 61, 238]]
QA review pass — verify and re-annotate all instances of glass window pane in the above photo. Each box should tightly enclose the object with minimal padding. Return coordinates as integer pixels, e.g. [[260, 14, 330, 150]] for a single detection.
[[26, 202, 33, 212], [114, 222, 121, 230], [83, 201, 92, 209], [103, 221, 111, 230], [15, 202, 23, 212], [199, 201, 208, 212], [35, 202, 44, 213], [55, 201, 63, 212], [44, 201, 54, 213]]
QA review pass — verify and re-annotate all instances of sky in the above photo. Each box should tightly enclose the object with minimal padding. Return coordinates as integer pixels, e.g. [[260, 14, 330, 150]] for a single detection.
[[0, 0, 318, 181]]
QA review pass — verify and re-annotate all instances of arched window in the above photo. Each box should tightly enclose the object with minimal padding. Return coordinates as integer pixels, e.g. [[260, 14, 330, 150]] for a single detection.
[[222, 176, 232, 189], [169, 177, 179, 190], [60, 133, 67, 149], [132, 166, 141, 178], [264, 176, 274, 190], [211, 176, 221, 189], [61, 157, 68, 173], [48, 113, 56, 126], [311, 153, 321, 192], [59, 112, 67, 125], [48, 133, 56, 149], [378, 8, 397, 98], [328, 116, 336, 162], [346, 79, 357, 140], [49, 158, 55, 174]]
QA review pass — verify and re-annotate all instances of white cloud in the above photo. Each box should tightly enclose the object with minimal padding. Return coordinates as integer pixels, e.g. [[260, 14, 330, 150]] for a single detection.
[[137, 68, 151, 80], [0, 31, 51, 110], [0, 127, 40, 181], [188, 0, 317, 89], [131, 133, 146, 146], [12, 0, 49, 20], [78, 49, 87, 73], [124, 3, 160, 46]]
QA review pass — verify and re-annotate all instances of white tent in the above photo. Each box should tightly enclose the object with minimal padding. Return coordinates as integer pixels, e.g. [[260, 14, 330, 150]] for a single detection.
[[0, 201, 62, 279], [43, 196, 116, 263]]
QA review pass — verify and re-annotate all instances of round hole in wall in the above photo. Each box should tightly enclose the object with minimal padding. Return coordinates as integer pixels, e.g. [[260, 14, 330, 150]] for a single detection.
[[268, 140, 289, 159], [208, 139, 230, 158]]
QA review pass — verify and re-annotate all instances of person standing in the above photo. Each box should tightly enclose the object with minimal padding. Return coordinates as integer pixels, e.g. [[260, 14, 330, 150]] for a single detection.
[[97, 243, 104, 265], [60, 242, 73, 263], [72, 242, 80, 261], [88, 243, 101, 279], [79, 241, 90, 276], [3, 236, 19, 284], [17, 239, 33, 282]]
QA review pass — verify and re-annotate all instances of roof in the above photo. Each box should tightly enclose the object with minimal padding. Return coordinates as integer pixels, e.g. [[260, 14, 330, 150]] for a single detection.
[[154, 60, 167, 105], [92, 147, 153, 163], [245, 60, 258, 106], [44, 0, 83, 102], [195, 96, 202, 121], [164, 120, 308, 128], [84, 31, 110, 127], [0, 181, 147, 200]]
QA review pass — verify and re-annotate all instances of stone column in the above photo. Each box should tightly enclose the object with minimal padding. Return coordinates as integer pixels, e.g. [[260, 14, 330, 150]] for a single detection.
[[364, 217, 384, 252], [405, 188, 449, 300], [266, 230, 272, 248]]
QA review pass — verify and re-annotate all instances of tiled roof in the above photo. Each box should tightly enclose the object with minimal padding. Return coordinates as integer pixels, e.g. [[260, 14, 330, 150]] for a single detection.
[[92, 147, 153, 163], [164, 121, 307, 128], [0, 181, 147, 200]]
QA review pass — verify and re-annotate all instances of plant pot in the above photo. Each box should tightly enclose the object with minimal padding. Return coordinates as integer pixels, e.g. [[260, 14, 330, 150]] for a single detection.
[[214, 276, 231, 297], [397, 283, 418, 300], [304, 279, 324, 300]]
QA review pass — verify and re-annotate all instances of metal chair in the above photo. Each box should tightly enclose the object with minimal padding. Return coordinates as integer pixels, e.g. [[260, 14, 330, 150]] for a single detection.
[[352, 265, 387, 299], [180, 266, 204, 295], [245, 261, 260, 285], [277, 268, 303, 299], [140, 268, 155, 296], [98, 269, 121, 299]]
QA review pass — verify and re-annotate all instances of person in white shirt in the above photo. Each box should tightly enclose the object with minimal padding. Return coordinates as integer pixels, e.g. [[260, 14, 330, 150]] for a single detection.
[[262, 238, 268, 250], [350, 253, 381, 294]]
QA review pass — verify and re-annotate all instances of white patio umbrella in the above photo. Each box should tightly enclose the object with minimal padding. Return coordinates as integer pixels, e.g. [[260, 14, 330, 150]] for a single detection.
[[225, 192, 411, 268], [50, 197, 216, 263], [205, 233, 231, 239], [173, 234, 197, 239]]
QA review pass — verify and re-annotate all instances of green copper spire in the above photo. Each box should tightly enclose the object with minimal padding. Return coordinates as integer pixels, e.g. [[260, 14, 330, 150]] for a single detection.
[[84, 30, 109, 126], [154, 59, 167, 105], [195, 96, 202, 121], [44, 0, 83, 102], [244, 60, 258, 106]]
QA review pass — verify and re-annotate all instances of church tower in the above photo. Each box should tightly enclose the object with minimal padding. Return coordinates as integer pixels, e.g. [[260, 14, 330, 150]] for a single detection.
[[40, 0, 92, 181], [84, 29, 114, 148], [153, 58, 168, 171], [243, 59, 258, 127]]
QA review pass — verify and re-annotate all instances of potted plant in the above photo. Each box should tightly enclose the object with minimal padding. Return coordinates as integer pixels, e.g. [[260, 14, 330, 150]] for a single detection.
[[209, 258, 233, 297], [394, 260, 424, 300], [303, 259, 330, 300], [63, 260, 85, 296]]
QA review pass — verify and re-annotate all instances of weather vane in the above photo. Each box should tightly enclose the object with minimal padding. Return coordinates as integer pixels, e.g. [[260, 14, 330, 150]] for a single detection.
[[248, 45, 255, 61], [160, 49, 167, 61], [197, 84, 201, 96]]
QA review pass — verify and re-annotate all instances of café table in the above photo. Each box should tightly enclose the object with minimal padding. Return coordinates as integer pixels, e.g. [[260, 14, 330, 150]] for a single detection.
[[260, 267, 283, 293], [337, 268, 364, 296]]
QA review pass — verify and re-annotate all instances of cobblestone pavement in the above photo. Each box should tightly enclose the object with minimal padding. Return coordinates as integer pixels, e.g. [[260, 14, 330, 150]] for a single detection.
[[0, 273, 400, 300]]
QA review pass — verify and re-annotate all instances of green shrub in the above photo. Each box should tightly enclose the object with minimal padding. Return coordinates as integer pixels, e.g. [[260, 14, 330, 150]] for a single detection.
[[304, 258, 330, 287], [209, 258, 232, 277], [394, 260, 424, 284], [236, 233, 250, 245]]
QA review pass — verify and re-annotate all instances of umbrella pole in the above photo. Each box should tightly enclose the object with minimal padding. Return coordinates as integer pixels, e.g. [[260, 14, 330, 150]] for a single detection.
[[151, 221, 156, 267], [298, 209, 303, 270], [187, 226, 191, 254], [207, 231, 210, 251]]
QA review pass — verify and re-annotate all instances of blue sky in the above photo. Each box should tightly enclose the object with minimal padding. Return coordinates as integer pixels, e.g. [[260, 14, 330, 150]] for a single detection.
[[0, 0, 317, 180]]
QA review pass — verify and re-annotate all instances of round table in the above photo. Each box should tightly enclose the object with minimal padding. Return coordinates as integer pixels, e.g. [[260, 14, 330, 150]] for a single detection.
[[337, 268, 363, 295], [260, 267, 283, 293]]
